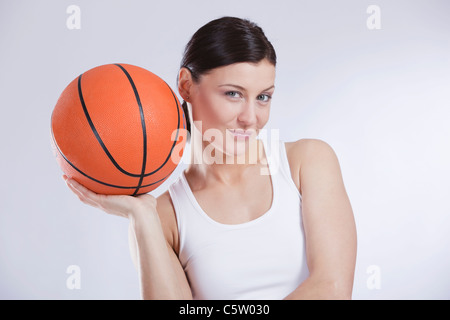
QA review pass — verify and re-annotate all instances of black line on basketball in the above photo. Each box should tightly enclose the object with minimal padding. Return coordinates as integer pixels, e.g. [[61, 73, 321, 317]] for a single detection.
[[78, 74, 142, 178], [52, 128, 170, 191], [114, 64, 148, 195], [142, 82, 182, 176]]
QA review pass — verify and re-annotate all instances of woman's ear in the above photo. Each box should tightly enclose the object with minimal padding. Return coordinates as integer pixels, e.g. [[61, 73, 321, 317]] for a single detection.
[[178, 67, 193, 102]]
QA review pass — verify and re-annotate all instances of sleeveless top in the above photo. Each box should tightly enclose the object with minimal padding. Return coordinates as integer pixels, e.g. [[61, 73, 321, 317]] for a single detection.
[[168, 140, 309, 299]]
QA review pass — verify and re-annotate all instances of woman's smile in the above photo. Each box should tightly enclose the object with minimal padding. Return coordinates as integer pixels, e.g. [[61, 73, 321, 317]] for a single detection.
[[227, 128, 255, 140]]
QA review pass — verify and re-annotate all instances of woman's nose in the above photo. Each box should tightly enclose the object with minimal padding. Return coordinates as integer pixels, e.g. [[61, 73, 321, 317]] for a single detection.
[[237, 101, 257, 127]]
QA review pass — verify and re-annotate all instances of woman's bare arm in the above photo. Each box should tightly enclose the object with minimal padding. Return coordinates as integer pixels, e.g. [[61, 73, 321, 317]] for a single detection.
[[64, 176, 192, 300], [284, 139, 357, 299]]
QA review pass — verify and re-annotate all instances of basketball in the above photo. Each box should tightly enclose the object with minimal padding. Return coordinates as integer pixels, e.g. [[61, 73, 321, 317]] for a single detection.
[[51, 63, 186, 195]]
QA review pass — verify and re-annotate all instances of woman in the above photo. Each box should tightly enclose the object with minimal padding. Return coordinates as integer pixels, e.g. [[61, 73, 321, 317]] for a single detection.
[[64, 17, 357, 300]]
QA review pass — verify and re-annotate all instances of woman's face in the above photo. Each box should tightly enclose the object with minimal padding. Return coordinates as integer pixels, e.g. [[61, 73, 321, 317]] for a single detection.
[[189, 59, 276, 158]]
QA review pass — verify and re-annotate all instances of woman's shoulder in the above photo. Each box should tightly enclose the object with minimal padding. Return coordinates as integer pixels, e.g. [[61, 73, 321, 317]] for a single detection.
[[285, 138, 335, 157], [284, 138, 337, 191]]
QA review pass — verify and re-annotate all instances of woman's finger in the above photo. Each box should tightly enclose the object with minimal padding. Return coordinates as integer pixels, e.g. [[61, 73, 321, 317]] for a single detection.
[[64, 177, 101, 207], [62, 175, 150, 219], [66, 181, 98, 207], [65, 180, 98, 207], [63, 176, 133, 217]]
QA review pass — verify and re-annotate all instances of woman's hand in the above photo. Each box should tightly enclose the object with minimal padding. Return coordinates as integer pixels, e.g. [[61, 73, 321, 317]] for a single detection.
[[63, 175, 193, 299], [63, 175, 157, 220]]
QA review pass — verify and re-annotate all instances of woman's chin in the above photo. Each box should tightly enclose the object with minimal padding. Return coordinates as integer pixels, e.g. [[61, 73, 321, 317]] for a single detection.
[[224, 137, 260, 162]]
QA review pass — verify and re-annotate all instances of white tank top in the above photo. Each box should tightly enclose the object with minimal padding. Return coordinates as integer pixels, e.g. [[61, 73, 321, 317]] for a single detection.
[[168, 140, 309, 299]]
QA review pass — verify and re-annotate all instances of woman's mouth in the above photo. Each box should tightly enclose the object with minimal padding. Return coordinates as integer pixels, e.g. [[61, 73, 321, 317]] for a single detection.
[[228, 129, 254, 140]]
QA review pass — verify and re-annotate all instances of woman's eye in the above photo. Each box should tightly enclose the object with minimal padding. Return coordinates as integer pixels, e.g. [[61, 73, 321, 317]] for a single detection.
[[257, 94, 272, 102], [225, 91, 241, 98]]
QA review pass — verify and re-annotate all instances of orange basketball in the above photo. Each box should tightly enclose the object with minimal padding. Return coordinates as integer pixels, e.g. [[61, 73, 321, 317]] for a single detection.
[[51, 63, 186, 195]]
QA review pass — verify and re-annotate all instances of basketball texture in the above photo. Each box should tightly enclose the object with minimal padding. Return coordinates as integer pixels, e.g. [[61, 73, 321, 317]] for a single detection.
[[51, 63, 186, 195]]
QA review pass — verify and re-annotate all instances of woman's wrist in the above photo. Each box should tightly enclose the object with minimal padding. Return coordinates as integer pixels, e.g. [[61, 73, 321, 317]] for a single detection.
[[129, 206, 160, 231]]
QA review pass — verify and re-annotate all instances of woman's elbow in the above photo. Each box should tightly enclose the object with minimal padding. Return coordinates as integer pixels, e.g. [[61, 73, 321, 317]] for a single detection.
[[326, 279, 353, 300]]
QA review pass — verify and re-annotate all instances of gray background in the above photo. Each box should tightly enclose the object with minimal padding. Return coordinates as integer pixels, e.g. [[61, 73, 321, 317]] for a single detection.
[[1, 0, 449, 299]]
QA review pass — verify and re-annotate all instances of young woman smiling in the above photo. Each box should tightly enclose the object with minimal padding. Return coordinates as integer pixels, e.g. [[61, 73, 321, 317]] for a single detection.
[[64, 16, 357, 300]]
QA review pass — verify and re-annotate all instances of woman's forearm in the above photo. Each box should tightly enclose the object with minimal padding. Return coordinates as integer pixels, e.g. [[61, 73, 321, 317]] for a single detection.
[[130, 211, 189, 300], [63, 176, 190, 299]]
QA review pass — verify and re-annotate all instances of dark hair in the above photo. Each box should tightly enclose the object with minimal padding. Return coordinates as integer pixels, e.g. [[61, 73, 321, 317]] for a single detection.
[[179, 16, 277, 134]]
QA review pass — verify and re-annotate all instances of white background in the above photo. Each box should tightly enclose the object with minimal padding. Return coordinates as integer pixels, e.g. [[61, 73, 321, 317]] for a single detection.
[[0, 0, 449, 299]]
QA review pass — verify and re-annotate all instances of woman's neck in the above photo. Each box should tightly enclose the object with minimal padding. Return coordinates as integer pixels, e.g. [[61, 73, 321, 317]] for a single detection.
[[187, 137, 266, 187]]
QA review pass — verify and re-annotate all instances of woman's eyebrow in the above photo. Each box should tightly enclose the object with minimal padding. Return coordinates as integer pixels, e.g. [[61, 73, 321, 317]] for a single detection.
[[218, 84, 246, 91], [218, 84, 275, 92]]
